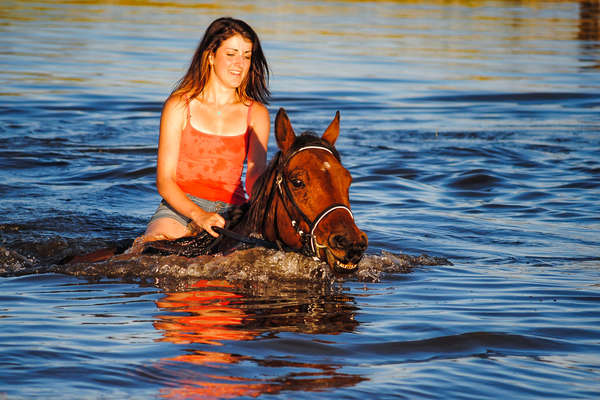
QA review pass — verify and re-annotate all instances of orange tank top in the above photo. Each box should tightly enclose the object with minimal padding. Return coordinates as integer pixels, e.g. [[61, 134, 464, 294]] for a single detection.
[[175, 101, 252, 205]]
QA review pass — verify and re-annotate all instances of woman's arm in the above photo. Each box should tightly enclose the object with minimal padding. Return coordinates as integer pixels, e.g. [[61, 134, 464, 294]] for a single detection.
[[156, 95, 225, 237], [245, 103, 270, 197]]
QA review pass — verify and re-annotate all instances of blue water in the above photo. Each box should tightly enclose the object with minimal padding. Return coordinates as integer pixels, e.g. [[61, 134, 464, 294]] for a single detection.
[[1, 0, 600, 398]]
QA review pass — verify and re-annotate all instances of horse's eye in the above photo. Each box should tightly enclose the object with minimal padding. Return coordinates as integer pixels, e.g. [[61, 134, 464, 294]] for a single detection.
[[291, 178, 305, 188]]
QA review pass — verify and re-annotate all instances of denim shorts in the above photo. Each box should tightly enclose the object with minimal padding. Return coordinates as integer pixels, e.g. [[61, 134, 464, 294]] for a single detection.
[[148, 194, 232, 227]]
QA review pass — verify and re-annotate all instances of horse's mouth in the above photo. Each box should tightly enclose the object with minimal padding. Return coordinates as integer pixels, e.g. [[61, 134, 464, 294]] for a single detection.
[[324, 247, 359, 274]]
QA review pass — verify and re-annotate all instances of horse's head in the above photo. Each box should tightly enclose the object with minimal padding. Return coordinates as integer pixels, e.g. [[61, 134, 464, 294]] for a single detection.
[[263, 108, 368, 273]]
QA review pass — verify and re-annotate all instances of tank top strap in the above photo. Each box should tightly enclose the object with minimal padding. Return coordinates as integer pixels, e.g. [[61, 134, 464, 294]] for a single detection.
[[246, 101, 254, 128], [185, 96, 192, 122]]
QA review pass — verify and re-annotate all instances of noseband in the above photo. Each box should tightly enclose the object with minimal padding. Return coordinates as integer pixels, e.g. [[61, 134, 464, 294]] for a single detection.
[[273, 145, 354, 259]]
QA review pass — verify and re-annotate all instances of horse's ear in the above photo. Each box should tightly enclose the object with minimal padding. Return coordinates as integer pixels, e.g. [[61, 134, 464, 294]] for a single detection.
[[322, 111, 340, 146], [275, 107, 296, 153]]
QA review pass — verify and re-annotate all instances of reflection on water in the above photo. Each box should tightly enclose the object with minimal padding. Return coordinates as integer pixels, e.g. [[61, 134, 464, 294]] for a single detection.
[[153, 280, 364, 398], [3, 0, 599, 97], [579, 0, 600, 41], [155, 280, 256, 345], [578, 0, 600, 69]]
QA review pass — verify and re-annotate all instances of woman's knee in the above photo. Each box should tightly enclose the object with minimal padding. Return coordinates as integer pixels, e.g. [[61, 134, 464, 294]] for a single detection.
[[144, 218, 189, 241]]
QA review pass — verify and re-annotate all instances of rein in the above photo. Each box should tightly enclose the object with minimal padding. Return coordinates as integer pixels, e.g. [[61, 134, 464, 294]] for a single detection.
[[212, 226, 279, 250]]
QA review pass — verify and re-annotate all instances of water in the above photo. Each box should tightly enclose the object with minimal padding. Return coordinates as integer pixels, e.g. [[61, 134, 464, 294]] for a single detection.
[[1, 0, 600, 398]]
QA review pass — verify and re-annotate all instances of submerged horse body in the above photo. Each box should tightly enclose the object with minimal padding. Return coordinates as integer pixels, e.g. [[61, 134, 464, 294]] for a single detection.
[[76, 108, 368, 274]]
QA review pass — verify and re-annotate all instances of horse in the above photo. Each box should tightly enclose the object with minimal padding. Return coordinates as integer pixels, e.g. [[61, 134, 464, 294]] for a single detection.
[[142, 108, 368, 274]]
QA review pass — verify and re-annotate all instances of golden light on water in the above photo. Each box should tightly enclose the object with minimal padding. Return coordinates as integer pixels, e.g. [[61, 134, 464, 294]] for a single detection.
[[2, 0, 597, 94]]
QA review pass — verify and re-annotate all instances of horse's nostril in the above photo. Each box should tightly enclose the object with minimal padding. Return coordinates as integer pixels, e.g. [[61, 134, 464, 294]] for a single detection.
[[359, 233, 368, 250]]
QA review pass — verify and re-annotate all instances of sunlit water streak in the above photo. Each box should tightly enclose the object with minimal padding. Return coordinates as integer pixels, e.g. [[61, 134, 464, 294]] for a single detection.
[[1, 0, 600, 399]]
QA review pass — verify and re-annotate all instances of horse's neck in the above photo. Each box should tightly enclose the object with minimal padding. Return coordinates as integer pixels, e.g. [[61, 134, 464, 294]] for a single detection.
[[244, 164, 279, 237]]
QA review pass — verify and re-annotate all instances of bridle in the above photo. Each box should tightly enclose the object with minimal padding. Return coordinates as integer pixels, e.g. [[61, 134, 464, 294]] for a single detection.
[[270, 145, 354, 259]]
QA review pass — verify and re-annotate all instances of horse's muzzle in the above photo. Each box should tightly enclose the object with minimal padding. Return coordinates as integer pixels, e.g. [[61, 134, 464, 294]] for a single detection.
[[324, 229, 368, 274]]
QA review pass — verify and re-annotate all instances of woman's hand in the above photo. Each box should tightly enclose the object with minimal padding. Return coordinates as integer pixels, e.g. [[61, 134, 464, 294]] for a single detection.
[[190, 210, 225, 238]]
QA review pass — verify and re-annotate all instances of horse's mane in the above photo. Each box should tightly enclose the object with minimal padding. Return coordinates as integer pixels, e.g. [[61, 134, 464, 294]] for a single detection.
[[246, 132, 340, 234]]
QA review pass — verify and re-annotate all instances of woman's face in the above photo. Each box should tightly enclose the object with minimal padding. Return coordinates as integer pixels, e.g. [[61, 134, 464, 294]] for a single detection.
[[210, 34, 252, 90]]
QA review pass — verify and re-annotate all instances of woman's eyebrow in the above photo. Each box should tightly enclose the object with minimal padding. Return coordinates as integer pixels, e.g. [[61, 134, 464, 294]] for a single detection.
[[225, 47, 252, 53]]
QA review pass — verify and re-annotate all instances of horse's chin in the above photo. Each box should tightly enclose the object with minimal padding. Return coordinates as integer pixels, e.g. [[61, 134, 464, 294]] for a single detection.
[[324, 247, 359, 274]]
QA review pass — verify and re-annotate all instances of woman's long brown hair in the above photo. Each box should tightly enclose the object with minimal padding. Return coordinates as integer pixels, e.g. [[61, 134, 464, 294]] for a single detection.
[[172, 17, 270, 104]]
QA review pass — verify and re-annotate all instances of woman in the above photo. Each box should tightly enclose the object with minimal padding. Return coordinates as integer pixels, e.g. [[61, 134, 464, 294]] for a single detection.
[[144, 17, 270, 241]]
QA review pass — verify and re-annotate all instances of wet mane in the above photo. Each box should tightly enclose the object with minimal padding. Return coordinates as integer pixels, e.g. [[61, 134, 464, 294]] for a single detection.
[[246, 132, 340, 234]]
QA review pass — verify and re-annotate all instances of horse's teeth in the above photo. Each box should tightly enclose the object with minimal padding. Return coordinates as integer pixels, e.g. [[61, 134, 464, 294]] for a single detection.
[[336, 260, 356, 270]]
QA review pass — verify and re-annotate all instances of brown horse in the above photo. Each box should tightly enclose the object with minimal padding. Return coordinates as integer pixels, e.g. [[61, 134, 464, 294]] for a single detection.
[[143, 108, 368, 273], [245, 107, 368, 272]]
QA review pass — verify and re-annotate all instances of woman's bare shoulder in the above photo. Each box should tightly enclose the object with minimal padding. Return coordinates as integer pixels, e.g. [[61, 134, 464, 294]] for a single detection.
[[167, 91, 189, 105], [160, 93, 189, 130], [162, 93, 192, 116], [250, 101, 269, 121]]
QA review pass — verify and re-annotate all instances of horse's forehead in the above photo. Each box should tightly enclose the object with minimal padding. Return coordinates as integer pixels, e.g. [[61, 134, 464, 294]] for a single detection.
[[289, 149, 342, 172]]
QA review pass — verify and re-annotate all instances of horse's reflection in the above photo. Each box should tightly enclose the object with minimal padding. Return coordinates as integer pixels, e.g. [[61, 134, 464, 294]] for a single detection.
[[153, 280, 365, 398]]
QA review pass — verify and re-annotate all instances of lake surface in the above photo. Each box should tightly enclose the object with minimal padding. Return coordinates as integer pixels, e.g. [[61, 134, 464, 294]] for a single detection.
[[1, 0, 600, 398]]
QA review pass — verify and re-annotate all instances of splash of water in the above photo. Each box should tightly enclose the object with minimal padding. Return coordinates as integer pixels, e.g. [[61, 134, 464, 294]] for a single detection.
[[0, 236, 451, 290]]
